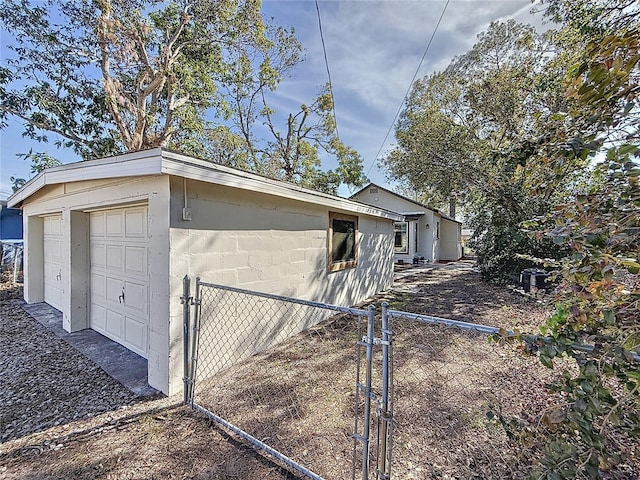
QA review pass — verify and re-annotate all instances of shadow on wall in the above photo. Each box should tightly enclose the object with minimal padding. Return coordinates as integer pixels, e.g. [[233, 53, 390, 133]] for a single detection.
[[168, 192, 394, 388]]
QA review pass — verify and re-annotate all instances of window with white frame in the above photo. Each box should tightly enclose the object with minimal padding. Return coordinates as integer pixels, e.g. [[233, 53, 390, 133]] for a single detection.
[[328, 212, 358, 272], [394, 221, 408, 254]]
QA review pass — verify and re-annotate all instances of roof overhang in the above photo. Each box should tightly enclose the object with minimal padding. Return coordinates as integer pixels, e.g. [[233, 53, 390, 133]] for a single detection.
[[7, 148, 404, 222], [402, 212, 425, 221]]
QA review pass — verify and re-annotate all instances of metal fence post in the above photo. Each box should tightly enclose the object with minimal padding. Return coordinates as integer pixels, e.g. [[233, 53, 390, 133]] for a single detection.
[[378, 302, 393, 480], [181, 275, 191, 404], [188, 277, 202, 406], [361, 304, 376, 480]]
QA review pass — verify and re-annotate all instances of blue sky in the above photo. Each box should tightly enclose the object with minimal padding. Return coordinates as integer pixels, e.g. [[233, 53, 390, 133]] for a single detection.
[[0, 0, 547, 200]]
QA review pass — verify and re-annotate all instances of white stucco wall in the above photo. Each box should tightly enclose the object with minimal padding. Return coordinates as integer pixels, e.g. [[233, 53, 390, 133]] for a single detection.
[[440, 217, 462, 261], [352, 186, 440, 262], [19, 175, 171, 393], [167, 177, 395, 394]]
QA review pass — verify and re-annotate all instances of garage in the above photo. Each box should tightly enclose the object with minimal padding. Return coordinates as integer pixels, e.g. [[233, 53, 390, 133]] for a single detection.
[[89, 205, 150, 358], [43, 214, 63, 311], [8, 147, 401, 394]]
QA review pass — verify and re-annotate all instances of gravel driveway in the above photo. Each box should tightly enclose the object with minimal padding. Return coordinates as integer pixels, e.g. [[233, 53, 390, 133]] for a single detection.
[[0, 284, 144, 443]]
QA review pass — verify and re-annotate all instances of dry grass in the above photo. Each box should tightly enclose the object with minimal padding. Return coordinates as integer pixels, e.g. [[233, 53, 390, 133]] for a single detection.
[[3, 264, 636, 479]]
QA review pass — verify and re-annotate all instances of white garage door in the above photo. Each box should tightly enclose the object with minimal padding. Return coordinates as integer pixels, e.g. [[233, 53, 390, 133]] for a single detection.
[[43, 214, 63, 311], [89, 206, 150, 358]]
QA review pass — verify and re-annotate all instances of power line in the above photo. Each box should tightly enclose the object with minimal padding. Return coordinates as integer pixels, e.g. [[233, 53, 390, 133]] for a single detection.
[[315, 0, 341, 142], [366, 0, 451, 176]]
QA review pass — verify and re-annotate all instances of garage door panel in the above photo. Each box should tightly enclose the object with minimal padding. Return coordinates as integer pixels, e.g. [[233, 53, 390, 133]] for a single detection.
[[90, 273, 106, 301], [125, 316, 147, 356], [123, 281, 147, 314], [90, 205, 149, 358], [45, 284, 63, 310], [44, 215, 61, 236], [105, 310, 124, 338], [125, 209, 146, 238], [106, 245, 124, 272], [105, 277, 123, 304], [124, 246, 147, 276], [91, 304, 106, 331], [90, 212, 105, 237], [106, 211, 123, 237], [91, 243, 106, 268], [44, 238, 62, 262], [44, 262, 60, 278]]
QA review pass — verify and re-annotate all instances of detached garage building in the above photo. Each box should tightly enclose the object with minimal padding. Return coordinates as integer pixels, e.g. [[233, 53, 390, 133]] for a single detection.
[[8, 148, 401, 395]]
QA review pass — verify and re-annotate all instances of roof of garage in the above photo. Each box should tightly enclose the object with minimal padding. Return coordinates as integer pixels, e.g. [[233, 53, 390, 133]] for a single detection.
[[7, 148, 403, 221]]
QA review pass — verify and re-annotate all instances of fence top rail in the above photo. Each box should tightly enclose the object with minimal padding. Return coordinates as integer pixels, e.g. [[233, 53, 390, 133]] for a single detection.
[[387, 308, 640, 362], [195, 279, 371, 317], [386, 308, 514, 337]]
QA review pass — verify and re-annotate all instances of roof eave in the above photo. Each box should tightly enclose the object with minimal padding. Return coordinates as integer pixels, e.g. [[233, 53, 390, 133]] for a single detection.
[[7, 148, 403, 221]]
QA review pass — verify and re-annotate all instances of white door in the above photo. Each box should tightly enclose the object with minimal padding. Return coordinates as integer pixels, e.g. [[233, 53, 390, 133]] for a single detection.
[[89, 206, 150, 358], [43, 214, 63, 311]]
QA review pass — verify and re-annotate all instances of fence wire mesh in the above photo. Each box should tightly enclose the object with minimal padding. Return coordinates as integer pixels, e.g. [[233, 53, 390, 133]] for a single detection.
[[0, 241, 23, 285], [185, 278, 588, 480], [385, 310, 562, 480], [189, 281, 376, 480]]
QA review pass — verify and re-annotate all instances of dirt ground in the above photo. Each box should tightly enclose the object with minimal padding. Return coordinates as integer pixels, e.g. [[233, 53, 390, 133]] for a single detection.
[[0, 263, 635, 479]]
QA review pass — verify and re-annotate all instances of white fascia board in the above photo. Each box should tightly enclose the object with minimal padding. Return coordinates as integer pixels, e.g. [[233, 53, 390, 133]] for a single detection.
[[7, 146, 403, 221], [160, 151, 404, 221], [7, 148, 164, 208]]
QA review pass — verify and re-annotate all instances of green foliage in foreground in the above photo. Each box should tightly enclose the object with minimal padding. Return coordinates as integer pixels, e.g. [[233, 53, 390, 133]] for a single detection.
[[515, 1, 639, 477]]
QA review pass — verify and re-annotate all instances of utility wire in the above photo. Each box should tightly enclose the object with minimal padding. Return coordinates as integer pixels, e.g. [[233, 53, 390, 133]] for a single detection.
[[366, 0, 451, 176], [315, 0, 341, 142]]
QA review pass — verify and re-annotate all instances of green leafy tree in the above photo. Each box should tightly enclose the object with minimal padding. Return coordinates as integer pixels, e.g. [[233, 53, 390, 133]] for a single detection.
[[1, 0, 281, 157], [517, 1, 640, 477], [383, 20, 574, 280], [10, 151, 62, 192], [0, 0, 365, 193], [257, 84, 367, 194]]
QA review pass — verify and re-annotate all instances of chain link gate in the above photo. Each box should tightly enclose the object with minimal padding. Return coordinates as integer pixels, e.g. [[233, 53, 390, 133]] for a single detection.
[[181, 274, 639, 479], [180, 276, 552, 479], [182, 276, 392, 480]]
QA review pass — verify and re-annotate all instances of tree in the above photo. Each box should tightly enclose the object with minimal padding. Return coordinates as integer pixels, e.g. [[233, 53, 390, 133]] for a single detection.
[[383, 20, 575, 280], [0, 0, 292, 156], [255, 84, 367, 194], [515, 1, 640, 477], [0, 0, 365, 193], [10, 151, 62, 192]]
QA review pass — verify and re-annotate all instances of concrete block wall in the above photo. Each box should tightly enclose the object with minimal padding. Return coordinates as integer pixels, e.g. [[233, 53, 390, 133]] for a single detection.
[[167, 177, 394, 394]]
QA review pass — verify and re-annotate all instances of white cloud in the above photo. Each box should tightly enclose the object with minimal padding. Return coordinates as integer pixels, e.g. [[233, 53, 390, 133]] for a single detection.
[[262, 0, 545, 186], [1, 0, 548, 199]]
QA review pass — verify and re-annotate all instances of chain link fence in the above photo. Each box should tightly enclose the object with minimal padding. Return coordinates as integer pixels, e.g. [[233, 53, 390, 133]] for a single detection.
[[0, 240, 23, 285], [182, 277, 593, 479], [383, 307, 562, 480], [184, 278, 381, 480]]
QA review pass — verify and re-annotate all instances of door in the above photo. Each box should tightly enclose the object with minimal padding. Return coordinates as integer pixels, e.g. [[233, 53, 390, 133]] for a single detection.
[[89, 206, 150, 358], [43, 214, 63, 311]]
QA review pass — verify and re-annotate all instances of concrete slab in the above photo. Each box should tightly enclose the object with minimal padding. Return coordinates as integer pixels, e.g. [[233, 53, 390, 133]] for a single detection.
[[22, 302, 159, 398], [394, 258, 479, 281]]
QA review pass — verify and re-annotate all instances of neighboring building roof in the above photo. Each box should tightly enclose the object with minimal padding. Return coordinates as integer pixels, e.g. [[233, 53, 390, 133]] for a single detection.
[[350, 182, 462, 224], [7, 148, 404, 221]]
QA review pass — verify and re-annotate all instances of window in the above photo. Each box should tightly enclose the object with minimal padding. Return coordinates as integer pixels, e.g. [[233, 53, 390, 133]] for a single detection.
[[329, 212, 358, 272], [394, 222, 408, 254]]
